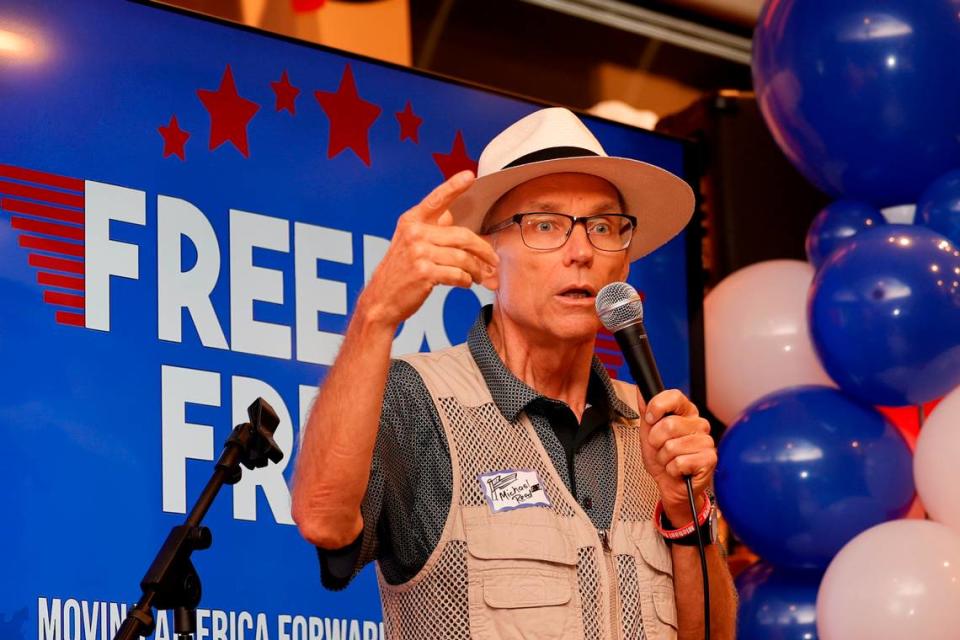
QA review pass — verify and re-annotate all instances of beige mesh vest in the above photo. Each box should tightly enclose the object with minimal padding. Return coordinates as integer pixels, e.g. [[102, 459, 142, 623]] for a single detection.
[[377, 344, 678, 640]]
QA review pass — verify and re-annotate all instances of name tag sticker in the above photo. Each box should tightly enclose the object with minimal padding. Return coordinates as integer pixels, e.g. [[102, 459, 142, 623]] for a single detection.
[[478, 468, 551, 513]]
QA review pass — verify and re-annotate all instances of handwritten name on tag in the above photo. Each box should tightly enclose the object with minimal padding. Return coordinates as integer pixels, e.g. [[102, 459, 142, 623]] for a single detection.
[[478, 469, 551, 513]]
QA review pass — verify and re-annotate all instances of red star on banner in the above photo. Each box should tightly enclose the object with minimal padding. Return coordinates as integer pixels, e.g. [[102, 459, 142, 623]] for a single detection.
[[197, 65, 260, 157], [158, 115, 190, 160], [433, 130, 478, 180], [395, 100, 423, 143], [271, 70, 300, 115], [314, 64, 382, 166]]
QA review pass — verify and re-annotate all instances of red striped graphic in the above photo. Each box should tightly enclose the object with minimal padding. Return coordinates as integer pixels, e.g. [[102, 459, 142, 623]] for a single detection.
[[12, 216, 84, 240], [0, 179, 84, 209], [595, 330, 623, 380], [2, 164, 87, 327], [44, 290, 85, 308], [55, 311, 86, 326], [595, 335, 619, 352], [37, 272, 84, 290], [18, 235, 84, 257], [0, 163, 84, 192], [2, 198, 83, 224], [28, 254, 84, 274]]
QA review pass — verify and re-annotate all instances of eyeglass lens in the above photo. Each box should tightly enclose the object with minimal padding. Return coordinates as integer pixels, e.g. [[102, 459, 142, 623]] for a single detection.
[[519, 213, 634, 251]]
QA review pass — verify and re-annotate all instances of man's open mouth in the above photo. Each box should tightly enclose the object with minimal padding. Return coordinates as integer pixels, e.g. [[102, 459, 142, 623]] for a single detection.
[[559, 287, 595, 299]]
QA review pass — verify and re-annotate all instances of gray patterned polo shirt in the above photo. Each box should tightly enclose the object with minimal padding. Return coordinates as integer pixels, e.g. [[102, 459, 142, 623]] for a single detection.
[[318, 305, 638, 589]]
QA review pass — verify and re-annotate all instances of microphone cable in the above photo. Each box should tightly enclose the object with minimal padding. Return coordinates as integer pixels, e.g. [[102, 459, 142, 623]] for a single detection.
[[597, 281, 711, 640]]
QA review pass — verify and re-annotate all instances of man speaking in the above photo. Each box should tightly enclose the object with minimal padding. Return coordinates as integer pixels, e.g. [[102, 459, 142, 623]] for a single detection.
[[291, 107, 737, 639]]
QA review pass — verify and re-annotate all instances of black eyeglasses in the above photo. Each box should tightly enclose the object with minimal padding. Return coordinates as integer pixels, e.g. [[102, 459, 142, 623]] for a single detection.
[[481, 212, 638, 252]]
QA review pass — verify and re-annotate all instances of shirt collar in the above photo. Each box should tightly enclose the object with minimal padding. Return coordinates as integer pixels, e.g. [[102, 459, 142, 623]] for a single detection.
[[467, 305, 639, 422]]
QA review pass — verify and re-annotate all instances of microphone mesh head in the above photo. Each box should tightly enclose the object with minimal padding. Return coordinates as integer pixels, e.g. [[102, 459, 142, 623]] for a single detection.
[[595, 282, 644, 332]]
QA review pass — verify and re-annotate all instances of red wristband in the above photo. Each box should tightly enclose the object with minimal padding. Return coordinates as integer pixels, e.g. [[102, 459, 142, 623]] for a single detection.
[[654, 496, 712, 540]]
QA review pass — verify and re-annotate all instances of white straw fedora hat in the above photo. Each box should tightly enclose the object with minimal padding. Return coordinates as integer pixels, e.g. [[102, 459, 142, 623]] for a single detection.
[[449, 107, 695, 262]]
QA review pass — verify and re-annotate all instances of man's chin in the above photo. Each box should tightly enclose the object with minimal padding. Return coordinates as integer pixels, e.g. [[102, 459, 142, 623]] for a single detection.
[[545, 314, 602, 343]]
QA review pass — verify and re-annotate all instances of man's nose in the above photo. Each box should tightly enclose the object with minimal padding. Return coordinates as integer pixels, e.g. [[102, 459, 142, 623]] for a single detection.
[[563, 222, 595, 264]]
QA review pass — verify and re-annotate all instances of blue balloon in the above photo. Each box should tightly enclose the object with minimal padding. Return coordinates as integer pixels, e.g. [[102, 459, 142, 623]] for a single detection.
[[736, 562, 822, 640], [805, 199, 886, 269], [753, 0, 960, 207], [917, 168, 960, 247], [809, 225, 960, 406], [715, 386, 914, 569]]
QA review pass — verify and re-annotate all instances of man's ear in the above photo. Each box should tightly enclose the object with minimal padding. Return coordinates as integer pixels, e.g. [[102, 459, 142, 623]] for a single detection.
[[618, 258, 630, 283]]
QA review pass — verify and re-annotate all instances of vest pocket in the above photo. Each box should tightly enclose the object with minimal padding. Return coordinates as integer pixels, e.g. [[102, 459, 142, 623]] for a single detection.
[[631, 526, 673, 576], [471, 565, 575, 639], [653, 585, 678, 630], [482, 567, 572, 608], [464, 512, 584, 640]]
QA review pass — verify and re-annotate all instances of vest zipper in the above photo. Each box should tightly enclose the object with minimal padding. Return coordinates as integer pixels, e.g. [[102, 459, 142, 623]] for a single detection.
[[599, 529, 622, 640]]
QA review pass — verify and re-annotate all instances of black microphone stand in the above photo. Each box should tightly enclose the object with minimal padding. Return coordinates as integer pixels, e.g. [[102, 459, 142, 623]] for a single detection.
[[113, 398, 283, 640]]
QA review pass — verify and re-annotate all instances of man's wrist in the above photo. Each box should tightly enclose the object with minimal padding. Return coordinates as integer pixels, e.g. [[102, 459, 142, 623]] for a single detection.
[[353, 291, 401, 335], [661, 494, 707, 527], [656, 494, 717, 546]]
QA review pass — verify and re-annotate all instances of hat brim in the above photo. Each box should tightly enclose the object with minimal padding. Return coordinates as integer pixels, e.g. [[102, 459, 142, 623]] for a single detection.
[[449, 155, 695, 262]]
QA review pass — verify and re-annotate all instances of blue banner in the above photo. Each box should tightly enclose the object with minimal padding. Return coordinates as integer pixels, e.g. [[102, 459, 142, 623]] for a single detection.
[[0, 2, 694, 639]]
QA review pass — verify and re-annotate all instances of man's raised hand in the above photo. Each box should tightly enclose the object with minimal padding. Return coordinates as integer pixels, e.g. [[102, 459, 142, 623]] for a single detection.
[[358, 170, 499, 329]]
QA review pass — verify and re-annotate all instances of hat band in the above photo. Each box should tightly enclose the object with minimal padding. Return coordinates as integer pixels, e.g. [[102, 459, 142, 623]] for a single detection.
[[502, 146, 599, 169]]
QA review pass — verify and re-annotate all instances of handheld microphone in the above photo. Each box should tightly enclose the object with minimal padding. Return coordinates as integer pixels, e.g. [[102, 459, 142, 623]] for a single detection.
[[594, 281, 663, 400], [595, 281, 712, 640]]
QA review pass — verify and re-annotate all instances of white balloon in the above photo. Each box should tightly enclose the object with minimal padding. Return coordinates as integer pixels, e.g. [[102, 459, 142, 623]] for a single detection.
[[915, 384, 960, 532], [817, 520, 960, 640], [704, 259, 835, 425]]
